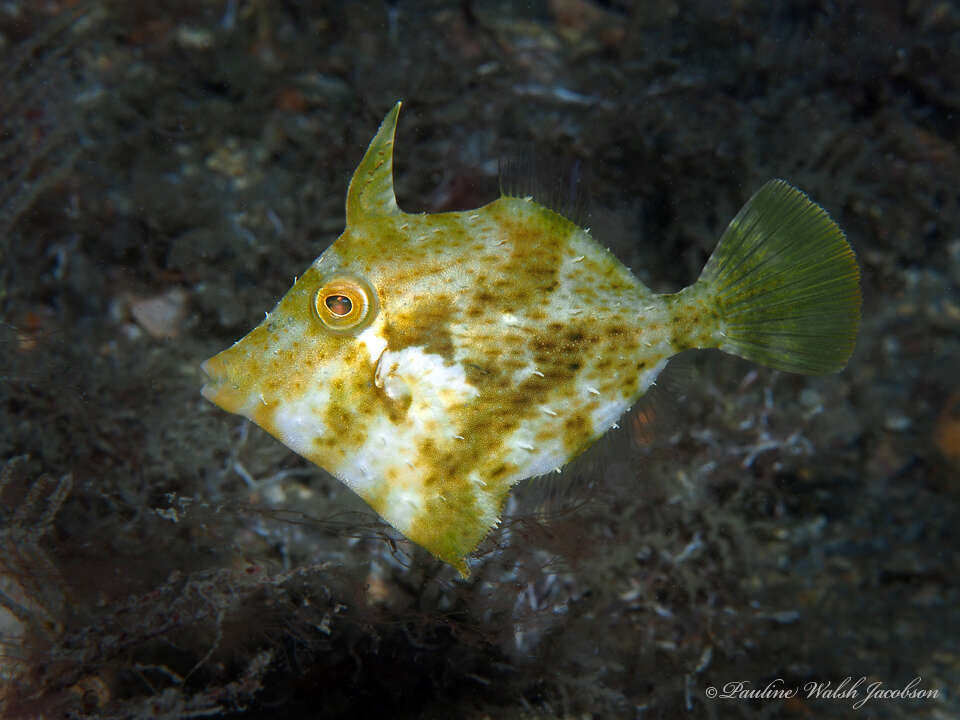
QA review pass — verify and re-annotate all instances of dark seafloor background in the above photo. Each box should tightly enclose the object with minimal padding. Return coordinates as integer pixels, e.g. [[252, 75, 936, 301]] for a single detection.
[[1, 1, 958, 718]]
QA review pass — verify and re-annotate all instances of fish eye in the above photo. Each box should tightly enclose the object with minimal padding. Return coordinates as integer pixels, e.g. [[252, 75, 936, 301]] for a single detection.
[[313, 273, 378, 335], [325, 294, 353, 316]]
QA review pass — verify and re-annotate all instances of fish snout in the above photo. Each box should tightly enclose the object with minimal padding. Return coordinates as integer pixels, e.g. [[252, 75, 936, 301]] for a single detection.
[[200, 352, 249, 414]]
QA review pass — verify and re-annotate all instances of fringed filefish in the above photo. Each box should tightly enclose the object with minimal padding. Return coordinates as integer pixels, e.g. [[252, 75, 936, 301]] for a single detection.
[[201, 102, 861, 576]]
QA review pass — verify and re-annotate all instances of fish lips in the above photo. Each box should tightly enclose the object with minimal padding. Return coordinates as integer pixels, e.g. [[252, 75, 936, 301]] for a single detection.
[[199, 352, 250, 416]]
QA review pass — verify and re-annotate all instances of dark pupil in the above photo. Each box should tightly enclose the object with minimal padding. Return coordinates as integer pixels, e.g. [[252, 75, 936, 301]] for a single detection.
[[325, 294, 353, 316]]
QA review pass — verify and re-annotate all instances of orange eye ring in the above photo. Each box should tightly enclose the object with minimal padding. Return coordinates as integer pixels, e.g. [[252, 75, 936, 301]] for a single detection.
[[313, 273, 378, 334]]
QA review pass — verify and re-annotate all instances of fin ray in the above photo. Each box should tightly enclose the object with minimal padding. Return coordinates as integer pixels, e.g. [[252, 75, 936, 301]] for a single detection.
[[697, 180, 861, 375], [499, 152, 589, 227]]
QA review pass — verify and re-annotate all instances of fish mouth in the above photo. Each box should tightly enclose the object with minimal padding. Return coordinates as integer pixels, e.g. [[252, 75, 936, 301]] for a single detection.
[[200, 354, 246, 413], [200, 356, 223, 401]]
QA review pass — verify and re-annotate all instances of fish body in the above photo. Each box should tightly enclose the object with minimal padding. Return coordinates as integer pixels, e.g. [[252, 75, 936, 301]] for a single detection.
[[202, 103, 860, 575]]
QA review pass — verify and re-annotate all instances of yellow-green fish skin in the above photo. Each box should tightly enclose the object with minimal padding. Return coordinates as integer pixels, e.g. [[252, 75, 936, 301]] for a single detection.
[[201, 102, 860, 575]]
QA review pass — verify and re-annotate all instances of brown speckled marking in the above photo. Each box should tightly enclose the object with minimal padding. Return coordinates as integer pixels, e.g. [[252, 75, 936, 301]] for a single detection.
[[385, 294, 455, 360], [662, 287, 724, 353]]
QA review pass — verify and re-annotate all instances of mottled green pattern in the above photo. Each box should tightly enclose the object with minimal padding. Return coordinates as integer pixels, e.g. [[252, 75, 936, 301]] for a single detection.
[[202, 104, 861, 575]]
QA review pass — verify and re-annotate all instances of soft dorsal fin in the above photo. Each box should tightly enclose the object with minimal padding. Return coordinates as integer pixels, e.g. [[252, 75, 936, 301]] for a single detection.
[[346, 101, 402, 224], [499, 152, 589, 228]]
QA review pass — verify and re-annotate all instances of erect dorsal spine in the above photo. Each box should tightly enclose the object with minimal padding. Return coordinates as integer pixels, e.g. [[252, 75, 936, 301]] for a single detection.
[[346, 101, 403, 225]]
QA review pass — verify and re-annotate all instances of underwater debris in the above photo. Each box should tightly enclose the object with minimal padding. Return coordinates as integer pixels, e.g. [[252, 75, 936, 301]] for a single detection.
[[126, 287, 190, 340], [0, 456, 71, 704], [0, 457, 71, 643], [0, 6, 103, 242]]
